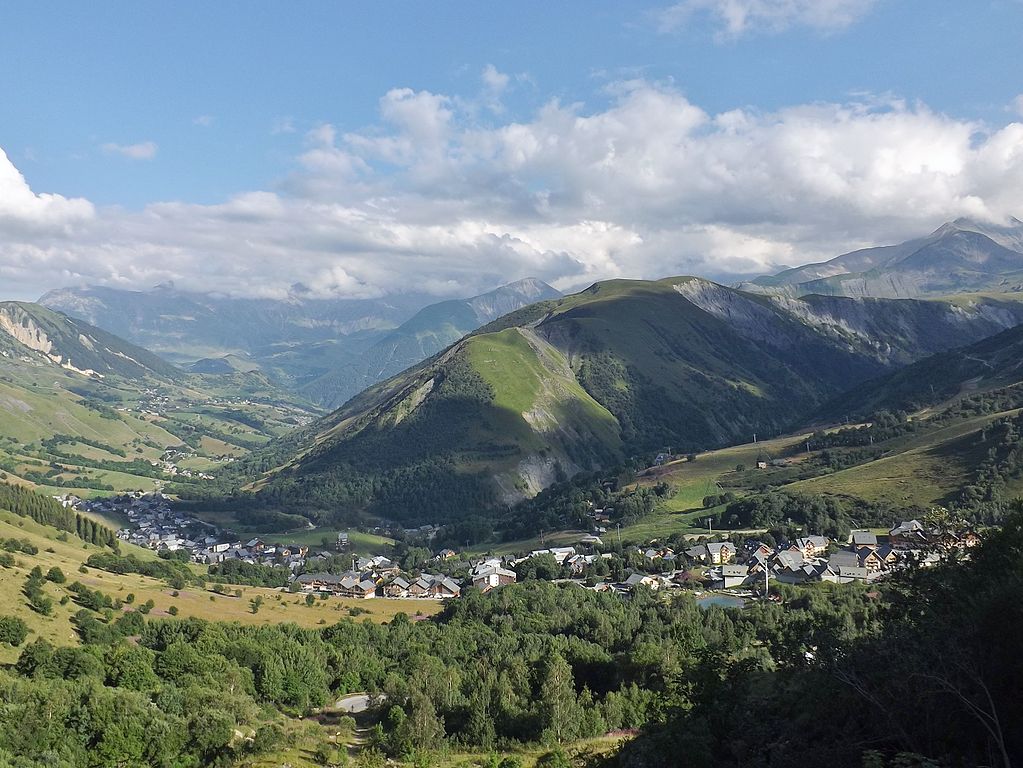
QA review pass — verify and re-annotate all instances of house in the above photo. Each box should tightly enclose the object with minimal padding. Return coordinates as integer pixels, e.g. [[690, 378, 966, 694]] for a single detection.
[[336, 532, 350, 550], [795, 535, 829, 559], [889, 520, 927, 549], [472, 566, 517, 592], [623, 573, 659, 591], [720, 564, 750, 589], [579, 534, 603, 547], [857, 547, 884, 571], [756, 461, 768, 469], [383, 576, 411, 598], [430, 577, 461, 599], [706, 542, 735, 565], [437, 548, 457, 560], [850, 531, 878, 548]]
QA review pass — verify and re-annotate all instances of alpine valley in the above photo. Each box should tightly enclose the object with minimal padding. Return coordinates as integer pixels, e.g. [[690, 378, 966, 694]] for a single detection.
[[4, 217, 1023, 768]]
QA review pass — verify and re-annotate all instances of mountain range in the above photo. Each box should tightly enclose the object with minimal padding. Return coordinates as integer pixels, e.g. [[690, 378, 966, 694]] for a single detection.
[[40, 278, 560, 409], [252, 276, 1023, 523], [740, 217, 1023, 298]]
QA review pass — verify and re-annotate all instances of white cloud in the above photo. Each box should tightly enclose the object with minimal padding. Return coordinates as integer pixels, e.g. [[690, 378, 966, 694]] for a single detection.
[[1014, 95, 1023, 118], [657, 0, 879, 37], [2, 81, 1023, 302], [192, 115, 214, 127], [101, 141, 158, 160], [0, 148, 94, 232]]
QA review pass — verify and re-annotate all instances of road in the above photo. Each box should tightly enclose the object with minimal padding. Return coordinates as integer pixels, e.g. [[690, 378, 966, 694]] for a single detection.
[[336, 693, 378, 713]]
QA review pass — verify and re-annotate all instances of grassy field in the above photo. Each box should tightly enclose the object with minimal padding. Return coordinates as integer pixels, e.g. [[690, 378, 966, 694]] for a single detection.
[[790, 409, 1019, 507], [262, 528, 396, 553], [0, 510, 441, 665]]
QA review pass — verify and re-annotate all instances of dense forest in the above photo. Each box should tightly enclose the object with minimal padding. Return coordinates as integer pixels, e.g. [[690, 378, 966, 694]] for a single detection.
[[0, 482, 117, 547], [0, 506, 1019, 767]]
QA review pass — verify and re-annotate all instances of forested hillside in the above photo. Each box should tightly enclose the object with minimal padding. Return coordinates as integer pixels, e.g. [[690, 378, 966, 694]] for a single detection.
[[0, 505, 1018, 767]]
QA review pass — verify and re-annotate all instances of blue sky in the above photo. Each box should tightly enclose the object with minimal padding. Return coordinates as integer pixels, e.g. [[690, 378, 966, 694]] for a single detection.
[[1, 0, 1022, 300]]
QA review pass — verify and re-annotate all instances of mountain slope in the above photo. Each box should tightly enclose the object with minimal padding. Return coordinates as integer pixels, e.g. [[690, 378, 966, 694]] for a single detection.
[[0, 302, 179, 381], [300, 278, 561, 408], [0, 302, 317, 495], [41, 279, 560, 409], [819, 321, 1023, 420], [251, 277, 1023, 524], [741, 217, 1023, 298]]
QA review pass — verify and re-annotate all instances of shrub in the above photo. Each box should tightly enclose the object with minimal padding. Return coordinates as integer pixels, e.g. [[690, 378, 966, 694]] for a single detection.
[[0, 616, 29, 646]]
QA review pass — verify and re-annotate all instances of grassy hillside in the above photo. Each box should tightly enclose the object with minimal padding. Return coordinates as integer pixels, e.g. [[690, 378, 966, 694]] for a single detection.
[[0, 510, 440, 665], [0, 302, 319, 495]]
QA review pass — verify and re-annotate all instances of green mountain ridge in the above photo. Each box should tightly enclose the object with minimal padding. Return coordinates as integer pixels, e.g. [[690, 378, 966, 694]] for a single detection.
[[249, 276, 1023, 524]]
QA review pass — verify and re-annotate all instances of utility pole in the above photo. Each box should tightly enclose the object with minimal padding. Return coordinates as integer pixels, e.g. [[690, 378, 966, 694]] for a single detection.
[[753, 432, 757, 444], [764, 563, 769, 598], [616, 523, 622, 548], [707, 517, 713, 534]]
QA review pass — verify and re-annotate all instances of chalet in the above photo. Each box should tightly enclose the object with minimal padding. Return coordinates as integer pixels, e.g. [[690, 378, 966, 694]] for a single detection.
[[472, 566, 517, 592], [437, 548, 457, 560], [850, 531, 878, 548], [295, 572, 344, 592], [720, 564, 750, 589], [430, 577, 461, 599], [623, 573, 659, 591], [795, 535, 829, 559], [566, 554, 597, 575], [409, 577, 432, 598], [821, 564, 872, 584], [369, 556, 399, 575], [857, 547, 884, 571], [889, 520, 927, 549], [706, 542, 735, 565], [383, 576, 411, 598], [579, 534, 603, 547], [349, 580, 378, 599]]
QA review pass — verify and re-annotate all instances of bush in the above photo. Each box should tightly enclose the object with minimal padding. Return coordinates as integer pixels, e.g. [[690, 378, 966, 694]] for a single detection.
[[45, 567, 66, 584], [0, 616, 29, 646]]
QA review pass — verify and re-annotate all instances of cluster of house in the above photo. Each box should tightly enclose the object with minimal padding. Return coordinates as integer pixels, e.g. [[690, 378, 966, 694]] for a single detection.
[[695, 519, 981, 591], [66, 492, 327, 574], [295, 569, 464, 600]]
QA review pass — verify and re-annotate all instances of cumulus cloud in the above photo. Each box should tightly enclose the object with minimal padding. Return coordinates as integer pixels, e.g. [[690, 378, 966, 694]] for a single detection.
[[0, 149, 94, 232], [192, 115, 215, 127], [656, 0, 879, 37], [1, 81, 1023, 301], [101, 141, 158, 160]]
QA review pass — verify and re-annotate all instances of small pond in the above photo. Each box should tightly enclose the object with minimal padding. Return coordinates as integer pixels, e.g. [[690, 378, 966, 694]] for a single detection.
[[695, 594, 746, 610]]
